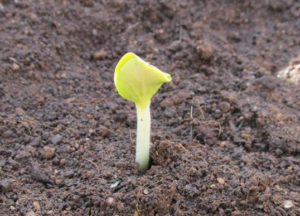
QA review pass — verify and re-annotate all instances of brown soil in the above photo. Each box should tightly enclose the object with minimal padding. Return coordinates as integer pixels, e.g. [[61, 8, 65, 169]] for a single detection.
[[1, 0, 300, 215]]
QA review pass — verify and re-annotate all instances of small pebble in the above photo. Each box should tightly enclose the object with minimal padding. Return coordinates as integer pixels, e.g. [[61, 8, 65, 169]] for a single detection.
[[33, 201, 41, 211], [92, 29, 98, 36], [51, 134, 63, 145], [65, 170, 74, 178], [210, 184, 216, 189], [219, 141, 228, 148], [59, 158, 66, 166], [93, 49, 107, 60], [11, 63, 20, 72], [217, 177, 225, 185], [143, 189, 149, 195], [55, 178, 64, 186], [110, 181, 120, 189], [40, 146, 56, 160], [106, 197, 115, 206], [283, 200, 294, 209]]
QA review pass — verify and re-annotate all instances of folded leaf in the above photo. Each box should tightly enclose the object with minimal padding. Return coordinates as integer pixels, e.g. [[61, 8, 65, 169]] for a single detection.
[[114, 52, 171, 108]]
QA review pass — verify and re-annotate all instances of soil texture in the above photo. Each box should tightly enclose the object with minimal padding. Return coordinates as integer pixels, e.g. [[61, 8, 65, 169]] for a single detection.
[[0, 0, 300, 215]]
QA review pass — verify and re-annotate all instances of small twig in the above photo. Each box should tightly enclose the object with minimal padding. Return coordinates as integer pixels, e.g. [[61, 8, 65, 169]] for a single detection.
[[190, 105, 193, 140], [197, 105, 205, 120], [179, 25, 183, 42], [199, 120, 223, 137], [129, 129, 133, 144], [83, 157, 100, 174]]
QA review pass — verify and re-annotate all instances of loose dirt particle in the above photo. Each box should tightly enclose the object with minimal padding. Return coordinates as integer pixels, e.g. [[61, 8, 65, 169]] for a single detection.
[[99, 126, 111, 138], [196, 40, 214, 61], [2, 130, 13, 138], [0, 179, 13, 193], [25, 210, 35, 216], [15, 149, 32, 161], [30, 164, 53, 185], [154, 29, 168, 43], [160, 91, 193, 107], [30, 137, 41, 147]]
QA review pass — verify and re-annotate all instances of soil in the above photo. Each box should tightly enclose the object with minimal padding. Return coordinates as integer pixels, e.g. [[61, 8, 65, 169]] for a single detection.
[[0, 0, 300, 215]]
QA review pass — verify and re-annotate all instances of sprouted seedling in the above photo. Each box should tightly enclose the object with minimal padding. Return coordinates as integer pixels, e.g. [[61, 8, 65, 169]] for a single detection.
[[114, 52, 172, 171]]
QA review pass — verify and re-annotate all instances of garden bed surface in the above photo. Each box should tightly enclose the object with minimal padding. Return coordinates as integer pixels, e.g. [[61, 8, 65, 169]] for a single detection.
[[0, 0, 300, 215]]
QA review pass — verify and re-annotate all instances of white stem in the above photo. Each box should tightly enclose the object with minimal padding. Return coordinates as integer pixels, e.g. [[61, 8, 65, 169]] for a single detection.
[[135, 103, 151, 171]]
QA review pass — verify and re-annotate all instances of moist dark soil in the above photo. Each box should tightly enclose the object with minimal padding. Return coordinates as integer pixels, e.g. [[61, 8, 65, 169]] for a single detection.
[[0, 0, 300, 215]]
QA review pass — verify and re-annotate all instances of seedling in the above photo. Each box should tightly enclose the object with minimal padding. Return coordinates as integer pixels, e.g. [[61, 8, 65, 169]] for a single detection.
[[114, 52, 172, 171]]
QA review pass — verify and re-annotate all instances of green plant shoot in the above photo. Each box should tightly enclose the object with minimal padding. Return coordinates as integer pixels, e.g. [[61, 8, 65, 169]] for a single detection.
[[114, 52, 172, 171]]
